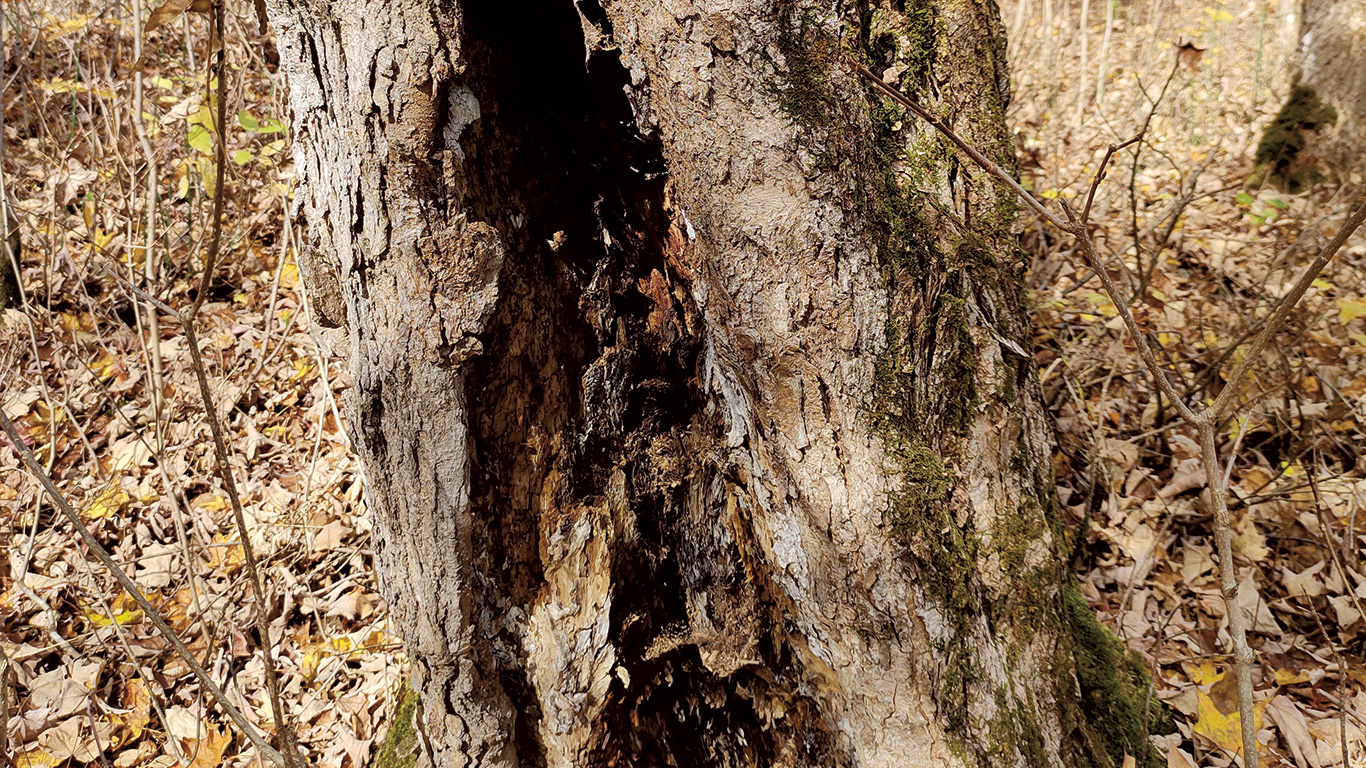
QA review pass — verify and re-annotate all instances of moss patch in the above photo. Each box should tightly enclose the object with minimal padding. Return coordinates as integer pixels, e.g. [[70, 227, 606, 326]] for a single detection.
[[769, 5, 841, 130], [1253, 84, 1337, 193], [989, 686, 1048, 766], [370, 683, 421, 768], [1062, 582, 1174, 768], [769, 4, 1165, 764]]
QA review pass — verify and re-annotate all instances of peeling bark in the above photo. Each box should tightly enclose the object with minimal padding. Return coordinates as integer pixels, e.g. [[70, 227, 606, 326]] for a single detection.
[[262, 0, 1154, 766]]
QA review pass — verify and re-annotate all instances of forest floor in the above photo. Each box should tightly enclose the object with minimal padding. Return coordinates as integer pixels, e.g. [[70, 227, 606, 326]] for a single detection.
[[1008, 1, 1366, 765], [0, 0, 1363, 766]]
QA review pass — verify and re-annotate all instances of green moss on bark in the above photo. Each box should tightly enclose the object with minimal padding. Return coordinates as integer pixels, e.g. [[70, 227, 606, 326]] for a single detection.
[[371, 683, 421, 768], [769, 5, 841, 130], [989, 687, 1048, 766], [1062, 583, 1174, 768], [767, 3, 1166, 764], [1254, 84, 1337, 193]]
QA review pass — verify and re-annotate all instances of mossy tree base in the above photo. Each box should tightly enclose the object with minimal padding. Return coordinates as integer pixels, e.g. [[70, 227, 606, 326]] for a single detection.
[[370, 684, 422, 768], [1252, 84, 1337, 193]]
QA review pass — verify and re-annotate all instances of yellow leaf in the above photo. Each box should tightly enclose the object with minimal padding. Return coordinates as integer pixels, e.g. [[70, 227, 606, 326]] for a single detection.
[[172, 161, 191, 201], [12, 748, 61, 767], [290, 358, 313, 381], [185, 725, 231, 768], [1338, 298, 1366, 323], [43, 13, 95, 39], [86, 607, 144, 627], [93, 229, 117, 253], [1273, 667, 1310, 686], [301, 649, 322, 680], [278, 259, 299, 289], [1193, 688, 1265, 756], [194, 494, 232, 513], [83, 481, 131, 520], [1192, 659, 1222, 686], [205, 535, 244, 570]]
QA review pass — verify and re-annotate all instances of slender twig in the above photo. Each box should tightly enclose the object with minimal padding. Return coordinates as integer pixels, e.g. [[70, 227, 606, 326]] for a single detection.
[[1307, 464, 1366, 635], [1082, 135, 1143, 228], [1061, 201, 1201, 423], [178, 7, 304, 766], [0, 642, 9, 759], [849, 60, 1066, 230], [0, 409, 287, 767], [1128, 56, 1181, 296], [1208, 200, 1366, 420], [1305, 602, 1349, 768], [855, 58, 1197, 420], [1196, 418, 1258, 766]]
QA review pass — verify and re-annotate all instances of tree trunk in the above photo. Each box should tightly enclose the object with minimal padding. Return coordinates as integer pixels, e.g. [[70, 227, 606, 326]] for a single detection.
[[261, 0, 1156, 765], [1292, 0, 1366, 179], [1, 194, 18, 309]]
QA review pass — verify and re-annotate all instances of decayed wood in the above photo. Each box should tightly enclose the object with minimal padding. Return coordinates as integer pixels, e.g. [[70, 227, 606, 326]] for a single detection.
[[262, 0, 1138, 765]]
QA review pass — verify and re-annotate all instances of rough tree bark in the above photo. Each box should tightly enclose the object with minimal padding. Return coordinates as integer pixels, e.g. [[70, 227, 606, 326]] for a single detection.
[[1288, 0, 1365, 179], [0, 202, 18, 309], [261, 0, 1157, 765]]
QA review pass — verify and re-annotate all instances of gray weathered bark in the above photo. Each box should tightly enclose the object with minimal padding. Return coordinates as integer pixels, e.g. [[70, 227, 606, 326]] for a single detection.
[[1295, 0, 1366, 177], [262, 0, 1155, 766]]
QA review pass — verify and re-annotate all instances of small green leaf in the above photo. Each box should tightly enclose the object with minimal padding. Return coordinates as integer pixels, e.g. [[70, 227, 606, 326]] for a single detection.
[[238, 110, 285, 134], [186, 124, 214, 154], [1235, 191, 1255, 206], [231, 149, 254, 165], [1266, 198, 1289, 210]]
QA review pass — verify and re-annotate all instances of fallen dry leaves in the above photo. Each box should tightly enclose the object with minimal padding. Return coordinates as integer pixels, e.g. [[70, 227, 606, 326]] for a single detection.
[[1010, 0, 1366, 765], [0, 0, 405, 766]]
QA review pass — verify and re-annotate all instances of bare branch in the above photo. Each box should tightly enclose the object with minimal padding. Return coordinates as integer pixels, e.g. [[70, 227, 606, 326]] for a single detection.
[[1081, 135, 1142, 228], [178, 8, 305, 765], [0, 409, 288, 768], [1058, 202, 1202, 423], [1198, 419, 1257, 767], [98, 262, 181, 319], [1208, 198, 1366, 419]]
